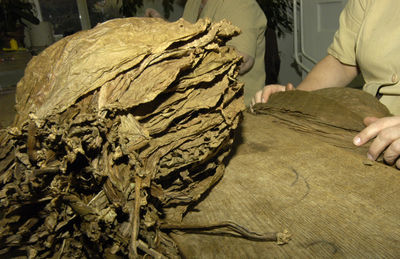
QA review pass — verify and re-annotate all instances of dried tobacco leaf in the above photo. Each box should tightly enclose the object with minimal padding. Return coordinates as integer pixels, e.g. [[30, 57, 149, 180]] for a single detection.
[[0, 17, 244, 258]]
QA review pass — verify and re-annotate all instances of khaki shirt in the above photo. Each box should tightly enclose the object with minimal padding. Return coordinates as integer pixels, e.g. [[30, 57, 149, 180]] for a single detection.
[[328, 0, 400, 115], [182, 0, 267, 106]]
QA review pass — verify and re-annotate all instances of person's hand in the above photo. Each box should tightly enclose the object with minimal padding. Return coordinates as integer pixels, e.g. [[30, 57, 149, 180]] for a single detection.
[[353, 116, 400, 168], [145, 8, 162, 18], [250, 83, 294, 109]]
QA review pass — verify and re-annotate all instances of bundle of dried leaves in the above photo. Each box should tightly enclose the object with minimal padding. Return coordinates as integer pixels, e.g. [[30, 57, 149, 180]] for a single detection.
[[0, 17, 245, 258]]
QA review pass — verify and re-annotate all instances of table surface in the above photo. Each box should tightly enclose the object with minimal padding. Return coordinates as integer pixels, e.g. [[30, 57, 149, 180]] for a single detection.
[[0, 51, 31, 128], [0, 51, 32, 91], [0, 51, 32, 71]]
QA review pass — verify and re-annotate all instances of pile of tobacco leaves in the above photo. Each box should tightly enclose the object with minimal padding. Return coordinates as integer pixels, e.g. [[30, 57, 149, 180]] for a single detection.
[[0, 17, 244, 258]]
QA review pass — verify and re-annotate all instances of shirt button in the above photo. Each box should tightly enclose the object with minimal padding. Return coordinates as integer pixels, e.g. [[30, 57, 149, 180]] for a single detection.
[[392, 73, 398, 83]]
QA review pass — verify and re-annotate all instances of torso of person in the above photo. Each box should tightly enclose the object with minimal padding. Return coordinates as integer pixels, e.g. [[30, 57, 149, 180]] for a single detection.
[[182, 0, 267, 106], [328, 0, 400, 115]]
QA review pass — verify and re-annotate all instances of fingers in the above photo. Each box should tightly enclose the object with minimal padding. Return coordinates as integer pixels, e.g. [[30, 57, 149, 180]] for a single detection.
[[363, 116, 379, 126], [286, 83, 294, 91], [259, 84, 287, 103], [253, 90, 263, 104], [382, 138, 400, 166], [367, 125, 400, 161], [353, 116, 400, 147], [353, 116, 400, 166], [250, 83, 294, 113], [250, 90, 263, 112], [251, 88, 267, 108]]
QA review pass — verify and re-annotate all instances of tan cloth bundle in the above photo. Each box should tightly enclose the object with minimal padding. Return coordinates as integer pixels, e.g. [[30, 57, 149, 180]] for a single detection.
[[253, 87, 390, 149], [172, 88, 399, 258]]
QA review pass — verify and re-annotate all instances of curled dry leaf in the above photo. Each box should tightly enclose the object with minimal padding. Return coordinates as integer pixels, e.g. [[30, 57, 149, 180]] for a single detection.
[[0, 17, 244, 258]]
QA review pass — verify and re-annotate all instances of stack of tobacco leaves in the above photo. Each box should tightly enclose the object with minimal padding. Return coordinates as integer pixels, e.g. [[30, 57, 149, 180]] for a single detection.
[[0, 17, 244, 258]]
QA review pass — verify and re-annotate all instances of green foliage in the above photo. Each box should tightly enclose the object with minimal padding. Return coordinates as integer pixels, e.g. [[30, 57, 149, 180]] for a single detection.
[[120, 0, 143, 17], [0, 0, 39, 32], [256, 0, 293, 37], [161, 0, 175, 19]]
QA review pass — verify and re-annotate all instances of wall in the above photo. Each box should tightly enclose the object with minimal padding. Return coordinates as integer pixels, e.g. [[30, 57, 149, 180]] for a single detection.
[[277, 32, 303, 86]]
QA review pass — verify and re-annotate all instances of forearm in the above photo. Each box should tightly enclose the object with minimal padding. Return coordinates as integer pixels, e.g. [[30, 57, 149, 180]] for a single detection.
[[297, 55, 359, 91]]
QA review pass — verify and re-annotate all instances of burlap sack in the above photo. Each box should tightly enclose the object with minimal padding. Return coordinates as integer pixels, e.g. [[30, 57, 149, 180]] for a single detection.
[[171, 88, 400, 258]]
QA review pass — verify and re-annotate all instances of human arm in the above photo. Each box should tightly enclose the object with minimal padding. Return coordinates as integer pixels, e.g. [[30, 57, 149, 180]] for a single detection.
[[251, 54, 359, 104], [296, 54, 358, 91], [353, 116, 400, 169]]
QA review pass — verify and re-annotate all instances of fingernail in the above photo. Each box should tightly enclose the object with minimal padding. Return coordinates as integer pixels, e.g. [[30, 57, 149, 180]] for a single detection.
[[353, 137, 361, 146], [367, 153, 374, 161], [261, 98, 265, 103]]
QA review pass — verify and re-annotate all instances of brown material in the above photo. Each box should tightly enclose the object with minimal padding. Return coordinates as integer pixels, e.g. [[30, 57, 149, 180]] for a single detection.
[[0, 17, 244, 258], [161, 221, 290, 244], [171, 88, 400, 258], [252, 87, 391, 149]]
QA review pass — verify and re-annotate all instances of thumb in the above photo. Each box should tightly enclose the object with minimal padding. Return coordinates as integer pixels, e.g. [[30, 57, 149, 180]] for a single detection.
[[286, 83, 294, 91]]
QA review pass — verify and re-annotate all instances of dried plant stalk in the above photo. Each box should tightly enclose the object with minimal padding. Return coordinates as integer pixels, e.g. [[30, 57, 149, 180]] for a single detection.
[[0, 17, 244, 258]]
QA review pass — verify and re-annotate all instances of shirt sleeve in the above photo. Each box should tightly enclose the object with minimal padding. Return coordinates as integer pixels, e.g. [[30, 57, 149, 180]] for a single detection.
[[216, 0, 267, 58], [182, 0, 201, 23], [327, 0, 366, 66]]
